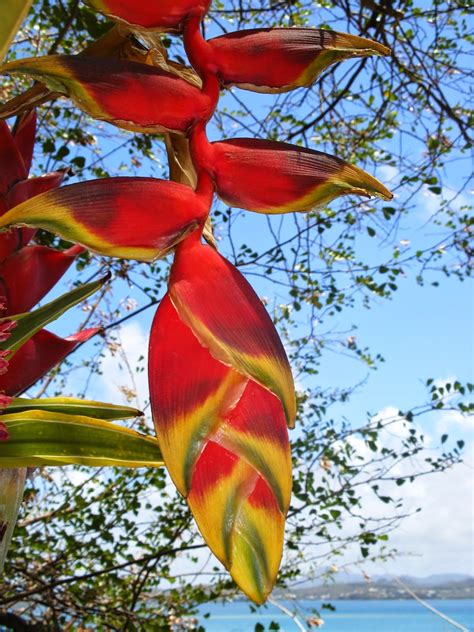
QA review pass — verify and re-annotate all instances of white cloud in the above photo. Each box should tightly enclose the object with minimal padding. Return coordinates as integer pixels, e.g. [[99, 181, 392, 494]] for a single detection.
[[94, 321, 150, 410], [311, 405, 473, 577]]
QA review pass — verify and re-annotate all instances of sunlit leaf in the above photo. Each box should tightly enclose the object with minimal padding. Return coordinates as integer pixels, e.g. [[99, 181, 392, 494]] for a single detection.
[[7, 397, 143, 420], [0, 0, 34, 62], [0, 410, 163, 467]]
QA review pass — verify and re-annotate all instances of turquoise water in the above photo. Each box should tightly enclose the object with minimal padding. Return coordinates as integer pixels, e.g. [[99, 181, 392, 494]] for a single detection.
[[196, 600, 474, 631]]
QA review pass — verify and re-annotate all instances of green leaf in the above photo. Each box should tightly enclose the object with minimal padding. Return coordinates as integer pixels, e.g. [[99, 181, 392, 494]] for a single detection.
[[7, 397, 143, 421], [0, 410, 163, 468], [0, 273, 110, 357], [0, 468, 26, 572], [0, 0, 34, 62]]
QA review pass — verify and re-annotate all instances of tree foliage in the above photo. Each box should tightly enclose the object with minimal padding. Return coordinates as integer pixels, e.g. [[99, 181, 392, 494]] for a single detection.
[[0, 0, 472, 629]]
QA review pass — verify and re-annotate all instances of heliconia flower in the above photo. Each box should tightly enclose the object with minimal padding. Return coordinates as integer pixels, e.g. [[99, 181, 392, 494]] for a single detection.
[[0, 55, 214, 135], [0, 327, 99, 396], [209, 28, 390, 93], [168, 235, 296, 427], [0, 177, 212, 261], [0, 244, 83, 315], [86, 0, 211, 30], [210, 138, 393, 214], [149, 293, 292, 604]]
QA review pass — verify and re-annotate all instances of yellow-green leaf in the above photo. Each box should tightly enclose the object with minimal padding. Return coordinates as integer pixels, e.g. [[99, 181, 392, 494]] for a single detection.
[[0, 0, 34, 62], [0, 273, 110, 357], [0, 411, 163, 468], [7, 397, 143, 420]]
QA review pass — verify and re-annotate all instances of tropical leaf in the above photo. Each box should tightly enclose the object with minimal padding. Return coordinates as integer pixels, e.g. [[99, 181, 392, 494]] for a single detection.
[[0, 0, 34, 62], [0, 55, 213, 134], [210, 28, 390, 93], [0, 177, 211, 261], [149, 294, 291, 604], [7, 397, 142, 420], [0, 273, 109, 356], [0, 410, 163, 468], [211, 138, 393, 214], [169, 236, 296, 427]]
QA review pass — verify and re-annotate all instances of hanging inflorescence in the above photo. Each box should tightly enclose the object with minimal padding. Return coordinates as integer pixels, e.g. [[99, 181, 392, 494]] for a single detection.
[[0, 0, 393, 602]]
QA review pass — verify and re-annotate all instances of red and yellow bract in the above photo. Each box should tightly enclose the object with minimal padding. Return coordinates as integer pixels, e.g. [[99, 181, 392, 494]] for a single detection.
[[86, 0, 211, 30], [210, 28, 390, 93]]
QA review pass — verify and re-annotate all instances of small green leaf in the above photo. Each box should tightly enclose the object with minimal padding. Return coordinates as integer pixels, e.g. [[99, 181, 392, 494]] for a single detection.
[[0, 273, 110, 357], [0, 410, 163, 468], [7, 397, 142, 421]]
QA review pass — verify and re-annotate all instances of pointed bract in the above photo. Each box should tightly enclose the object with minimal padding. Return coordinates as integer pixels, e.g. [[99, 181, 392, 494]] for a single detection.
[[0, 55, 214, 134], [0, 244, 79, 315], [210, 28, 390, 93], [211, 138, 393, 214], [6, 170, 66, 211], [86, 0, 211, 30], [0, 120, 26, 194], [0, 177, 210, 261], [149, 294, 291, 603], [169, 237, 296, 427], [0, 327, 99, 396], [12, 109, 36, 174]]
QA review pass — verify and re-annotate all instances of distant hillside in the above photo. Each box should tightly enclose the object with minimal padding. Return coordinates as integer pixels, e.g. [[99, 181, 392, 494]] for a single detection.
[[275, 575, 474, 601]]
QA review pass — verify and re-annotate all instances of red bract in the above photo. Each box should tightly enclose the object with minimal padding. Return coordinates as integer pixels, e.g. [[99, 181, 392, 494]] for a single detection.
[[0, 244, 82, 315], [0, 111, 65, 261], [210, 138, 392, 213], [169, 236, 296, 427], [0, 328, 99, 396], [86, 0, 211, 30], [0, 177, 212, 261], [0, 56, 215, 134], [149, 292, 291, 604], [210, 28, 390, 93]]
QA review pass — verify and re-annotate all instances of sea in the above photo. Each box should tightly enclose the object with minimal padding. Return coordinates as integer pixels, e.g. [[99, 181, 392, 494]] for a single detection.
[[195, 599, 474, 631]]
